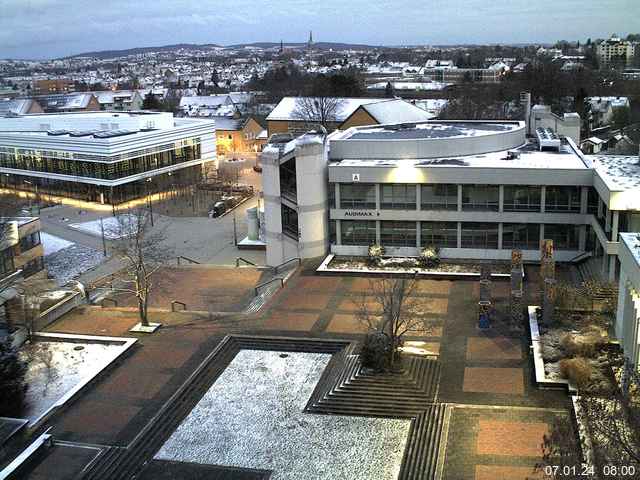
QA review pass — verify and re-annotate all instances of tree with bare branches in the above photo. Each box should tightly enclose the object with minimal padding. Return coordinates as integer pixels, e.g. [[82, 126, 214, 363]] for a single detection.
[[108, 209, 170, 327], [292, 96, 345, 132], [355, 275, 431, 369]]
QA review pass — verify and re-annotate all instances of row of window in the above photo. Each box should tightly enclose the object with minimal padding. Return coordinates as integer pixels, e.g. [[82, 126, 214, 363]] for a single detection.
[[338, 221, 581, 250], [0, 143, 201, 180], [334, 184, 586, 213]]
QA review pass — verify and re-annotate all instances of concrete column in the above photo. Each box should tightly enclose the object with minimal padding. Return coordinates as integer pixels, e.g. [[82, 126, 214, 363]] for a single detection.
[[597, 198, 603, 219], [376, 220, 381, 245], [498, 223, 503, 250], [579, 225, 587, 251], [612, 211, 619, 242], [375, 184, 380, 210], [334, 183, 340, 209], [336, 219, 342, 246], [609, 255, 616, 282], [615, 271, 627, 339], [499, 185, 504, 213], [416, 221, 421, 248], [605, 208, 611, 233], [415, 184, 421, 212], [540, 186, 546, 213], [539, 223, 545, 247], [457, 185, 462, 212], [602, 251, 608, 277], [457, 222, 462, 248], [580, 186, 589, 215]]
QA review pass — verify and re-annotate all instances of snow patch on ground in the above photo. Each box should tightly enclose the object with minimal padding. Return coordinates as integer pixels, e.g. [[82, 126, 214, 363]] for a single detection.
[[20, 340, 123, 423], [40, 232, 74, 256], [155, 350, 410, 480], [45, 244, 104, 286], [68, 215, 136, 240]]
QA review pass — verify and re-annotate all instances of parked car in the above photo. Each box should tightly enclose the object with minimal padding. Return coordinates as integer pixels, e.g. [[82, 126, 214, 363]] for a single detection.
[[209, 201, 227, 218]]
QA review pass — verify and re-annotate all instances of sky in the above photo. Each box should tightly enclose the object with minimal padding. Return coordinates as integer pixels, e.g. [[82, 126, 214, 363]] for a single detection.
[[1, 0, 639, 59]]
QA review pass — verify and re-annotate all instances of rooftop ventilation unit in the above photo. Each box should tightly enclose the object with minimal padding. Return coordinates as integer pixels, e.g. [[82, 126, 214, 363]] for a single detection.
[[69, 130, 99, 137], [93, 129, 138, 139], [536, 127, 561, 151], [47, 130, 69, 136], [507, 150, 521, 159]]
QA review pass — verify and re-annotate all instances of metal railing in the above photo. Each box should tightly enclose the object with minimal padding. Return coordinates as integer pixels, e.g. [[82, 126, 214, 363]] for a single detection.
[[176, 256, 200, 265], [254, 277, 284, 295], [171, 300, 187, 312], [235, 257, 256, 267], [272, 257, 301, 274]]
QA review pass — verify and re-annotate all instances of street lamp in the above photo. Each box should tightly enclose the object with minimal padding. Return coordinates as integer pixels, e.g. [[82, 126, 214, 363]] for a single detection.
[[146, 177, 154, 226]]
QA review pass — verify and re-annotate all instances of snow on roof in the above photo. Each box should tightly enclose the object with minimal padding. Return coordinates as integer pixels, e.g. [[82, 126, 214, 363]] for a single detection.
[[346, 121, 520, 141], [620, 233, 640, 270], [359, 99, 436, 124], [366, 82, 449, 91], [266, 97, 390, 122], [589, 154, 640, 191], [0, 98, 35, 115], [332, 142, 587, 170]]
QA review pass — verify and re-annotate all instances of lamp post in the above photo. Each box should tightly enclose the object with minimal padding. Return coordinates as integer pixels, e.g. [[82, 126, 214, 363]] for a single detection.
[[146, 178, 154, 227]]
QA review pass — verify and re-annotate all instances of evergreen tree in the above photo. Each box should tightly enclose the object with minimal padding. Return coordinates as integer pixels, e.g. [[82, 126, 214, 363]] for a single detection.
[[0, 339, 28, 417], [142, 91, 161, 110], [385, 81, 395, 98]]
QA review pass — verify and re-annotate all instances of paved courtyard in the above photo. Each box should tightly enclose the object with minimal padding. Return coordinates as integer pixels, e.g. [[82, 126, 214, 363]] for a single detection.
[[15, 261, 574, 480]]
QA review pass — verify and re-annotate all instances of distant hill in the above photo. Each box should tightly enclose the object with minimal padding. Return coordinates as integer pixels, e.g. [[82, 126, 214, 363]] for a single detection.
[[63, 43, 223, 59], [64, 41, 383, 59]]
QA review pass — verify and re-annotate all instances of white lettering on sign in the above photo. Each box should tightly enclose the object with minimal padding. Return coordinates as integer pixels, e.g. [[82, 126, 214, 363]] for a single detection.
[[352, 173, 360, 182], [344, 211, 376, 217]]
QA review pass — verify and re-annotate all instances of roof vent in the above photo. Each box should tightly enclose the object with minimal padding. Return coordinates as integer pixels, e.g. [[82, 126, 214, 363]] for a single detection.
[[507, 150, 521, 159]]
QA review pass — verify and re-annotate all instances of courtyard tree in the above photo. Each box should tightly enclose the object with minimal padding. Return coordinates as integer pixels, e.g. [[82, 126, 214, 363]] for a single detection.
[[0, 338, 28, 417], [109, 209, 170, 327], [356, 275, 431, 369]]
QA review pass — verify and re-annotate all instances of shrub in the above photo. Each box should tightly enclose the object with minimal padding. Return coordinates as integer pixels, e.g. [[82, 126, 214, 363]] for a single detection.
[[360, 331, 390, 372], [0, 339, 28, 417], [367, 244, 385, 267], [560, 326, 608, 358], [559, 357, 593, 388], [418, 246, 440, 269]]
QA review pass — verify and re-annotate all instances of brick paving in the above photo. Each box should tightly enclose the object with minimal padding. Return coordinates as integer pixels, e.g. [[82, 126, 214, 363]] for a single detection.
[[21, 262, 579, 480], [463, 367, 525, 395]]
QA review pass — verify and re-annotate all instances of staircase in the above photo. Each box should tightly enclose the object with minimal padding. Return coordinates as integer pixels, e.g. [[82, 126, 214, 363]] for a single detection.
[[577, 256, 605, 283]]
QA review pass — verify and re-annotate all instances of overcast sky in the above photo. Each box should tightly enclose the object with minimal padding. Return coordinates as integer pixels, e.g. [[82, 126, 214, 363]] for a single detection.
[[1, 0, 639, 59]]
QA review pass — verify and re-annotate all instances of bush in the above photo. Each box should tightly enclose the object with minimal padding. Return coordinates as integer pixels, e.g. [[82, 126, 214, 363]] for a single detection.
[[418, 246, 440, 269], [0, 339, 28, 417], [560, 326, 608, 358], [360, 331, 390, 372], [559, 357, 593, 388], [367, 244, 385, 267]]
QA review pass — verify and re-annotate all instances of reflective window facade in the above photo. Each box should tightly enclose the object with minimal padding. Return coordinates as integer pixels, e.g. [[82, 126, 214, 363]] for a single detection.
[[421, 184, 458, 210], [339, 184, 376, 209], [380, 184, 416, 210], [421, 222, 458, 248], [461, 222, 499, 249], [503, 186, 541, 212], [544, 224, 580, 250], [462, 185, 499, 211], [502, 223, 540, 250], [545, 186, 581, 212], [381, 221, 416, 247], [341, 220, 376, 245]]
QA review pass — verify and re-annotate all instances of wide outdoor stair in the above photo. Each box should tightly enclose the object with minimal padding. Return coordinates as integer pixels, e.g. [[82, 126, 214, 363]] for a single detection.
[[77, 446, 125, 480], [398, 404, 447, 480], [577, 256, 605, 283], [79, 336, 349, 480]]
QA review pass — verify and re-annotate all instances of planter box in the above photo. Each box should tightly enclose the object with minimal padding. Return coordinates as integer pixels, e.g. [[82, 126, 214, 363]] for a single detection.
[[527, 306, 578, 393], [318, 254, 513, 280]]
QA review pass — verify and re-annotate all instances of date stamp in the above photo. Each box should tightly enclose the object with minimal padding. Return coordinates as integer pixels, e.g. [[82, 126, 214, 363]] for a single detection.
[[543, 464, 637, 477]]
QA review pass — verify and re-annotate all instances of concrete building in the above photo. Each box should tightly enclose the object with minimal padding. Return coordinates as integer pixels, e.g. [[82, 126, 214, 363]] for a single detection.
[[597, 35, 637, 67], [32, 79, 75, 95], [0, 98, 44, 116], [94, 90, 144, 111], [521, 92, 581, 144], [0, 111, 216, 207], [617, 233, 640, 369], [213, 116, 266, 154]]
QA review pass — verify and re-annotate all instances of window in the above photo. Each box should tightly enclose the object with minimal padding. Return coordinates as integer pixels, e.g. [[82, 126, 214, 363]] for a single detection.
[[19, 231, 41, 251], [339, 184, 376, 209], [461, 223, 499, 249], [341, 220, 376, 245], [279, 158, 297, 201], [281, 204, 298, 239], [380, 221, 416, 247], [545, 186, 581, 212], [329, 220, 336, 244], [380, 184, 416, 210], [23, 257, 44, 277], [587, 187, 599, 215], [328, 183, 335, 209], [0, 247, 14, 276], [503, 186, 541, 212], [421, 184, 458, 210], [502, 223, 540, 250], [421, 222, 458, 248], [462, 185, 499, 211], [544, 224, 580, 250]]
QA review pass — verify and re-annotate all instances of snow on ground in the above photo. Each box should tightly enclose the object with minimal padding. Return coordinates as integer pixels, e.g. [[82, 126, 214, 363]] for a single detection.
[[155, 350, 410, 480], [19, 340, 124, 423], [45, 243, 104, 286], [68, 214, 136, 240], [40, 232, 74, 256]]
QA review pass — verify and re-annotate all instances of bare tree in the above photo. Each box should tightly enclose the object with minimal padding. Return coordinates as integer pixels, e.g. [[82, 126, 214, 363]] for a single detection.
[[108, 209, 170, 327], [355, 275, 432, 368], [292, 96, 345, 131]]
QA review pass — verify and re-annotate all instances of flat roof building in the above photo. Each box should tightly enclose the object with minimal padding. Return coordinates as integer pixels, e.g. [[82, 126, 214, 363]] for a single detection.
[[0, 111, 216, 207]]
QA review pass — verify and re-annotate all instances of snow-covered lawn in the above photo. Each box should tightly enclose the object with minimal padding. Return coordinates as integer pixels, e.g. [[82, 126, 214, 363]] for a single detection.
[[20, 339, 125, 423], [40, 232, 74, 256], [68, 214, 137, 240], [155, 350, 410, 480]]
